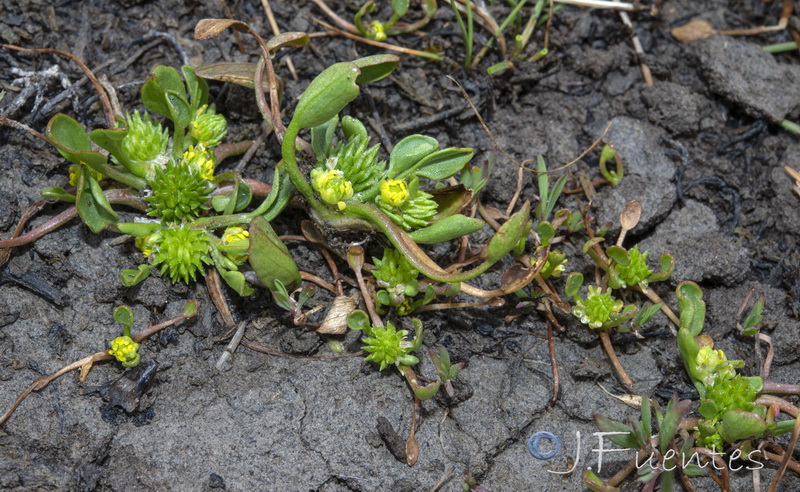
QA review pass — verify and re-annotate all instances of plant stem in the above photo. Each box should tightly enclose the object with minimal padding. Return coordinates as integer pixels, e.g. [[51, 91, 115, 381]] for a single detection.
[[598, 330, 633, 387]]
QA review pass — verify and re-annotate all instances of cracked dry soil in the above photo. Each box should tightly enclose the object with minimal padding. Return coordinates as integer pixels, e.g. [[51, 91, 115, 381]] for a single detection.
[[1, 1, 800, 491]]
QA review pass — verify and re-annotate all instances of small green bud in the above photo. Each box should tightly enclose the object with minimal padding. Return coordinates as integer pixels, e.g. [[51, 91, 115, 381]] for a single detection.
[[109, 335, 140, 367], [116, 110, 169, 167], [362, 322, 418, 370], [572, 285, 624, 330], [190, 105, 227, 148], [614, 245, 653, 290]]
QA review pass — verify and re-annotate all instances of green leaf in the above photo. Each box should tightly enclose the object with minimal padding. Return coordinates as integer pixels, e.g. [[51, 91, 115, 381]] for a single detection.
[[264, 32, 311, 54], [414, 381, 440, 401], [141, 65, 186, 118], [720, 410, 767, 442], [741, 292, 764, 336], [594, 415, 639, 448], [641, 396, 652, 438], [537, 221, 555, 247], [76, 166, 119, 233], [649, 254, 675, 283], [41, 186, 76, 203], [397, 147, 474, 180], [408, 214, 484, 244], [346, 310, 371, 331], [565, 272, 584, 300], [291, 62, 361, 130], [392, 0, 410, 16], [676, 281, 705, 336], [351, 54, 400, 84], [113, 305, 135, 330], [220, 269, 254, 296], [120, 265, 151, 287], [387, 135, 439, 178], [311, 116, 339, 158], [46, 114, 109, 169], [183, 300, 198, 317], [165, 90, 193, 129], [770, 419, 796, 436], [182, 65, 209, 112], [341, 115, 368, 142], [677, 326, 703, 394], [606, 246, 630, 266], [487, 202, 531, 264], [117, 222, 160, 237], [583, 470, 620, 492], [659, 395, 691, 454], [248, 215, 301, 291], [582, 237, 605, 254], [633, 302, 663, 329]]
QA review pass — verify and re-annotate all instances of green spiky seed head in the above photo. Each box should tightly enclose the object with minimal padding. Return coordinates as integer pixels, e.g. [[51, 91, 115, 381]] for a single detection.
[[321, 134, 385, 194], [116, 110, 169, 166], [572, 285, 624, 329], [362, 322, 419, 370], [373, 249, 420, 310], [190, 105, 227, 148], [151, 225, 212, 283], [614, 245, 653, 289], [145, 159, 211, 223]]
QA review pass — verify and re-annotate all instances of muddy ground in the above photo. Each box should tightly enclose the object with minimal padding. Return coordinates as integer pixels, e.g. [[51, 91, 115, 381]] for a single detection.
[[1, 0, 800, 491]]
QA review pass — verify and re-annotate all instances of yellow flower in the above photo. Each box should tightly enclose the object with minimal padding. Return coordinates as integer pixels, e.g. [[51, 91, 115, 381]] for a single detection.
[[109, 336, 140, 367], [370, 20, 387, 41], [311, 168, 354, 206], [379, 179, 410, 207], [223, 226, 249, 244], [135, 231, 162, 258], [68, 164, 104, 187], [183, 145, 215, 180]]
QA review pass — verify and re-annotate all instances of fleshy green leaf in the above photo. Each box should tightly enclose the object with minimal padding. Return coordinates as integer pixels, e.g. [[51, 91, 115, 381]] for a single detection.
[[414, 381, 441, 401], [76, 166, 119, 233], [117, 222, 160, 237], [46, 114, 109, 170], [537, 221, 555, 247], [387, 135, 439, 178], [346, 310, 371, 331], [41, 186, 76, 203], [565, 272, 584, 300], [120, 265, 151, 286], [397, 147, 474, 180], [677, 281, 705, 336], [606, 246, 630, 266], [408, 214, 484, 244], [113, 305, 135, 330], [720, 410, 767, 442], [351, 54, 400, 84], [291, 62, 361, 130], [487, 202, 531, 264], [248, 215, 301, 291], [311, 116, 339, 158], [594, 415, 640, 448], [220, 269, 254, 296]]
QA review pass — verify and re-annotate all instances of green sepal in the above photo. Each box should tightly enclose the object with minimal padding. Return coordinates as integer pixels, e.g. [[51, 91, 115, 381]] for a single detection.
[[414, 381, 441, 401], [113, 305, 135, 331], [720, 410, 767, 442], [41, 186, 76, 203], [396, 147, 474, 181], [387, 134, 439, 178], [76, 165, 119, 233], [220, 269, 254, 296], [248, 215, 301, 291], [649, 254, 675, 283], [120, 265, 152, 287], [606, 246, 629, 266], [407, 214, 484, 244], [487, 202, 531, 264], [677, 281, 705, 336], [117, 222, 160, 237]]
